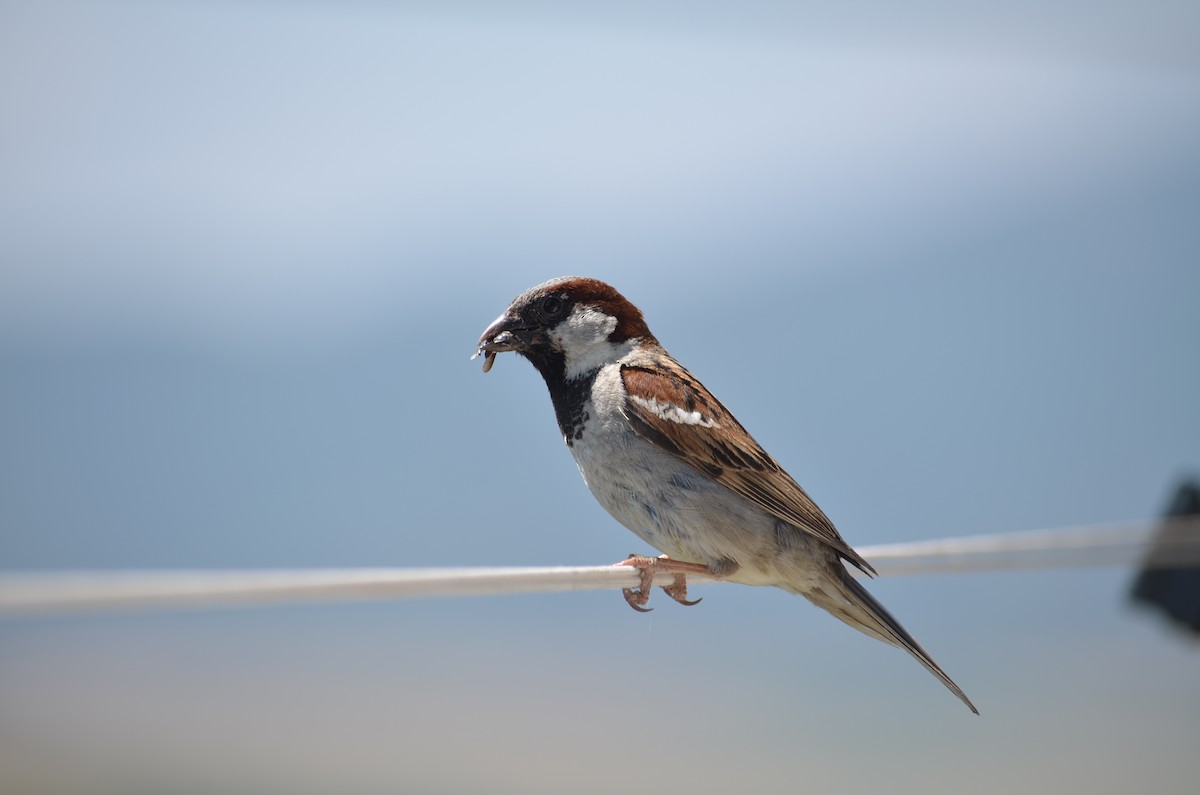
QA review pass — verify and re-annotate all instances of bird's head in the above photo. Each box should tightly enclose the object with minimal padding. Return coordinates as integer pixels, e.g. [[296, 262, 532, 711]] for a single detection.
[[474, 277, 655, 380]]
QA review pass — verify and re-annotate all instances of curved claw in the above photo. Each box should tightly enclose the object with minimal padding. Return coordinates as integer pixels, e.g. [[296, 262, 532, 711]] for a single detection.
[[662, 579, 702, 607], [622, 589, 654, 612]]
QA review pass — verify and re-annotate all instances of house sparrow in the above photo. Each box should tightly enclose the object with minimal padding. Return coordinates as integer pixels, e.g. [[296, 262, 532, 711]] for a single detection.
[[474, 276, 978, 714]]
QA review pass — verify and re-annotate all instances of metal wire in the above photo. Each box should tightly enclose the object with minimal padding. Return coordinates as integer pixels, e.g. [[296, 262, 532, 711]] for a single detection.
[[863, 517, 1200, 575], [1, 517, 1196, 616]]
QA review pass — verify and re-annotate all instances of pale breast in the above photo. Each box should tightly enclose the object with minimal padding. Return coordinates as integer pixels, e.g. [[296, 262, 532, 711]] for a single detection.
[[567, 364, 789, 582]]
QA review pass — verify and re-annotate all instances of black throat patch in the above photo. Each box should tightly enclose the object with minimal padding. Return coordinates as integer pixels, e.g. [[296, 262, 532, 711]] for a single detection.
[[524, 350, 596, 446]]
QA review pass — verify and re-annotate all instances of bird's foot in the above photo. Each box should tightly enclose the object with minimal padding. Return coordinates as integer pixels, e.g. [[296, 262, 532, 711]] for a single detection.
[[615, 554, 714, 612], [661, 577, 702, 607], [619, 556, 656, 612]]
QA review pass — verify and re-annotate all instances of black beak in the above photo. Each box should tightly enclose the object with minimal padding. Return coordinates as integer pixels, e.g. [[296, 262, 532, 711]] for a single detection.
[[475, 312, 529, 355], [471, 312, 538, 372]]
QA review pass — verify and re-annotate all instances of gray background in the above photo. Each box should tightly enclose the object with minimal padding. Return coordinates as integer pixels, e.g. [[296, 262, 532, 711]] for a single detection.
[[2, 2, 1198, 793]]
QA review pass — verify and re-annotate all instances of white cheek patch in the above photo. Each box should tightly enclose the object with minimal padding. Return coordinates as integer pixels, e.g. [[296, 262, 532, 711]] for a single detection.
[[554, 306, 617, 345], [629, 395, 718, 427], [550, 306, 634, 379]]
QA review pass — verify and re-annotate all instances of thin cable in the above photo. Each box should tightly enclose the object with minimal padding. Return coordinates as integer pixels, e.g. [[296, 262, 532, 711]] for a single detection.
[[0, 566, 659, 615], [0, 518, 1196, 615], [863, 517, 1200, 575]]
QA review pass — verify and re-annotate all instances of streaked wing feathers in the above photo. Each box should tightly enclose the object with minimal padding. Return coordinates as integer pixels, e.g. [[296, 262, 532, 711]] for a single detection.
[[620, 364, 875, 575]]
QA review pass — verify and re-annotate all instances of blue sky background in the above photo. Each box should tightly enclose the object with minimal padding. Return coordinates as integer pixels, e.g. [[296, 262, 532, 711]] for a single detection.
[[1, 2, 1198, 793]]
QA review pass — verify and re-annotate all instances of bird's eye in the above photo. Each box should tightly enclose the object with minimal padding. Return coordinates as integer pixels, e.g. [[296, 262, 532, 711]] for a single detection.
[[542, 295, 563, 316]]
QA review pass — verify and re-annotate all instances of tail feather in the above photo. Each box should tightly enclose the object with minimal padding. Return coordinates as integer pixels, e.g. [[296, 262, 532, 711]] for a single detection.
[[820, 568, 979, 715]]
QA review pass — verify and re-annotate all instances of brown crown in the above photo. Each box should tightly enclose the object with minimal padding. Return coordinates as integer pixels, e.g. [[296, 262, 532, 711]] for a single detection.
[[521, 276, 655, 343]]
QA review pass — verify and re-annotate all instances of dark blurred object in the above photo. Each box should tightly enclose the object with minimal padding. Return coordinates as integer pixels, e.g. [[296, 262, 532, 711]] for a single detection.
[[1131, 480, 1200, 635]]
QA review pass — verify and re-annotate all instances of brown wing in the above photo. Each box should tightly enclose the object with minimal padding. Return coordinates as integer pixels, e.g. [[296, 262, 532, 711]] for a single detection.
[[620, 363, 875, 575]]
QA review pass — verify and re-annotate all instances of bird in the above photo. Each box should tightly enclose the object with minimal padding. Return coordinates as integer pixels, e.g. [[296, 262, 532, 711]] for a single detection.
[[473, 276, 978, 714]]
